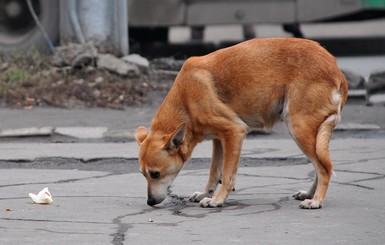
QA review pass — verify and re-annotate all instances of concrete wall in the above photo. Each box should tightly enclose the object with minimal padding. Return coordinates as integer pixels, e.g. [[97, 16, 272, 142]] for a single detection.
[[60, 0, 128, 55]]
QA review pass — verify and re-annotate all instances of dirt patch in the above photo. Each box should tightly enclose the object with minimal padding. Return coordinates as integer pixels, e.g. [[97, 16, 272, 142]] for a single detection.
[[0, 51, 176, 109]]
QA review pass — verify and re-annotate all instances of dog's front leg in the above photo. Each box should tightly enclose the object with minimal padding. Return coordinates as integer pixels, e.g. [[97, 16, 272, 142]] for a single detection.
[[189, 139, 223, 202], [200, 126, 246, 208]]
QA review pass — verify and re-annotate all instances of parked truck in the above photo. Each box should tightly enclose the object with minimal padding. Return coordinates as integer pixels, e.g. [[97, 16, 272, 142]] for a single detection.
[[1, 0, 385, 54]]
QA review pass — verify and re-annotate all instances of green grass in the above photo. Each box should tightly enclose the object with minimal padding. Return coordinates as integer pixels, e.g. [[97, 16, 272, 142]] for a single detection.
[[3, 69, 30, 83]]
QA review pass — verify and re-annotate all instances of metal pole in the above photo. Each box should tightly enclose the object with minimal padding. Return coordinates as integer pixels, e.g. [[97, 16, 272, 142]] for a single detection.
[[68, 0, 86, 44], [117, 0, 129, 55]]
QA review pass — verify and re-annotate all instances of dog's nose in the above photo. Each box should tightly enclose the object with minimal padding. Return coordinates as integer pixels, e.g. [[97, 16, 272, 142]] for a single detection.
[[147, 197, 157, 206]]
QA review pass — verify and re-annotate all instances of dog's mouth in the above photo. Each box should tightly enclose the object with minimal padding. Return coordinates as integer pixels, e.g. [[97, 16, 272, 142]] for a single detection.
[[147, 185, 173, 207]]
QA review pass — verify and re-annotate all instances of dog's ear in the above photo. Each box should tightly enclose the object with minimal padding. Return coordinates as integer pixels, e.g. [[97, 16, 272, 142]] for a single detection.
[[135, 126, 148, 145], [165, 123, 185, 150]]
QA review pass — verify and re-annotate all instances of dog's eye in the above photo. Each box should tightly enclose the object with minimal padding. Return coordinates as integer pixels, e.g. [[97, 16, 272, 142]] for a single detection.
[[149, 171, 160, 179]]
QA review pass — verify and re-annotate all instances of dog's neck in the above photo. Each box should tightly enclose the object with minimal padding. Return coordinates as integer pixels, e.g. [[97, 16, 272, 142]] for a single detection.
[[151, 86, 204, 163]]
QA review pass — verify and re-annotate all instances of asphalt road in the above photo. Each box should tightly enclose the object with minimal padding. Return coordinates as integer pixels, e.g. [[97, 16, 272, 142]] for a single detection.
[[0, 137, 384, 244]]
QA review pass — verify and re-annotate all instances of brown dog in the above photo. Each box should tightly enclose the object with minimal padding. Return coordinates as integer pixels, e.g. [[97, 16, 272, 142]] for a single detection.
[[135, 38, 348, 209]]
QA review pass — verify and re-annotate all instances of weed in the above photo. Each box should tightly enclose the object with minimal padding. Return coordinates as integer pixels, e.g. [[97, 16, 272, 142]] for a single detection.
[[0, 86, 8, 93], [3, 69, 30, 83]]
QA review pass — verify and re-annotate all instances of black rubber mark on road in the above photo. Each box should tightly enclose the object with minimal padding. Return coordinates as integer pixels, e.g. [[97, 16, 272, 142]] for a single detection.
[[0, 157, 309, 173]]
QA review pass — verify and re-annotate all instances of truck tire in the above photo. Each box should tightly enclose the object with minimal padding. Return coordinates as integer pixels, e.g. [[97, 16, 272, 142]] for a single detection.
[[0, 0, 59, 55]]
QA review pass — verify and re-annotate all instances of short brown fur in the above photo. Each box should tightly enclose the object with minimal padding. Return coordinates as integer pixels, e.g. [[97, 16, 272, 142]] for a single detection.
[[136, 38, 348, 208]]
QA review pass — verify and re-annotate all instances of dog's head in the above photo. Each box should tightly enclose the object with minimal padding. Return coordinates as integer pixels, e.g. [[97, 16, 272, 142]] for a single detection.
[[135, 124, 186, 206]]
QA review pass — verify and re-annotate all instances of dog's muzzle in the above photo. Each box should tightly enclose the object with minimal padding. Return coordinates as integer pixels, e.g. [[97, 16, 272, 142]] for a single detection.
[[147, 183, 173, 206], [147, 195, 165, 206], [147, 197, 157, 206]]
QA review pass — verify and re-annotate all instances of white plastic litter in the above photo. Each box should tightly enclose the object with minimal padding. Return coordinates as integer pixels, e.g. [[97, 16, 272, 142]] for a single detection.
[[29, 187, 54, 204]]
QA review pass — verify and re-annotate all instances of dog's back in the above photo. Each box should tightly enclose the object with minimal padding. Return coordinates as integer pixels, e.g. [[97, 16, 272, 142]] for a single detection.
[[173, 38, 348, 132]]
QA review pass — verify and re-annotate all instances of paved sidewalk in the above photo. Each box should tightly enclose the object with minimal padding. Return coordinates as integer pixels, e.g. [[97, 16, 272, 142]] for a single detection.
[[0, 104, 385, 142], [0, 138, 384, 244]]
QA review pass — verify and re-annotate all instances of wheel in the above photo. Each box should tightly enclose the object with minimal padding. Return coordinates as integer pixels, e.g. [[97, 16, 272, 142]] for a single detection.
[[0, 0, 59, 54], [283, 23, 304, 38]]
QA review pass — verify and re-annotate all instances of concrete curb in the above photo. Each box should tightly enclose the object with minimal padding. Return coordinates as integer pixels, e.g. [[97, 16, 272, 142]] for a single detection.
[[0, 127, 54, 137], [0, 127, 136, 140], [335, 122, 381, 131], [0, 122, 382, 141], [55, 127, 108, 139]]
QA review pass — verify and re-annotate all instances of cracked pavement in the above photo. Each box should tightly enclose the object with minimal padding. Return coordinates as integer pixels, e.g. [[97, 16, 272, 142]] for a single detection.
[[0, 136, 385, 244], [0, 102, 384, 244]]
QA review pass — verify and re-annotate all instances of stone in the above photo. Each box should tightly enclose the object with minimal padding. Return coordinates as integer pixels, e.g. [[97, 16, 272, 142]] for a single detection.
[[122, 54, 150, 73], [0, 62, 9, 72], [94, 76, 104, 83], [52, 42, 97, 68], [150, 58, 185, 71], [366, 69, 385, 105], [341, 69, 365, 90], [97, 54, 140, 78]]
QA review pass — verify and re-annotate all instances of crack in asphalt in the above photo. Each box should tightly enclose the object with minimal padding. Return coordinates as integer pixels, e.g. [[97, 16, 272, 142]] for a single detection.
[[333, 181, 376, 190], [0, 157, 138, 173], [235, 180, 311, 193], [237, 173, 309, 181], [132, 193, 293, 223], [111, 213, 133, 245], [1, 156, 384, 242], [149, 165, 385, 221], [332, 169, 385, 190], [335, 156, 385, 166], [34, 228, 103, 235], [0, 217, 110, 225], [0, 157, 309, 173], [0, 172, 120, 188], [0, 195, 133, 201], [235, 196, 290, 216]]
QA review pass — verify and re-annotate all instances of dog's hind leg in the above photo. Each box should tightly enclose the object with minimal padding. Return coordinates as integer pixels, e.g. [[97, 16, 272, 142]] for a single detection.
[[303, 114, 338, 209], [189, 139, 223, 202], [289, 113, 338, 209], [293, 175, 317, 201]]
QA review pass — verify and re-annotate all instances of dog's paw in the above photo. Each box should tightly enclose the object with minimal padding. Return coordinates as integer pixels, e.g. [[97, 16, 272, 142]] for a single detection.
[[189, 192, 210, 202], [293, 190, 312, 201], [199, 197, 223, 208], [299, 199, 322, 209]]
